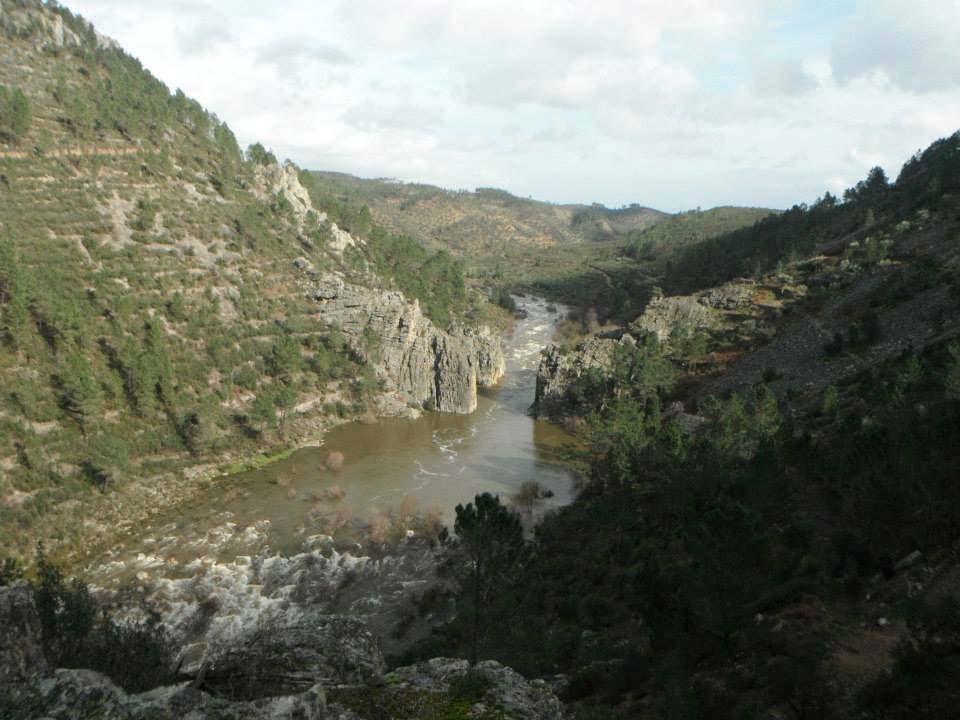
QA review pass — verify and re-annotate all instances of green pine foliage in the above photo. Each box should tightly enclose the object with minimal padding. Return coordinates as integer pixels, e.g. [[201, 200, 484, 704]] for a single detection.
[[407, 333, 960, 716], [30, 547, 177, 693], [0, 84, 31, 141], [670, 132, 960, 293]]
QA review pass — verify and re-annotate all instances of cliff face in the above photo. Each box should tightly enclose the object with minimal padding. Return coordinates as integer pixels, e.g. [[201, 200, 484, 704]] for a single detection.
[[534, 335, 626, 419], [263, 160, 505, 416], [305, 269, 504, 414]]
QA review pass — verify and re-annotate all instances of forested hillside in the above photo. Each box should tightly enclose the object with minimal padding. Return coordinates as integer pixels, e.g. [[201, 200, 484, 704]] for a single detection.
[[405, 132, 960, 718], [308, 171, 668, 286], [667, 139, 960, 293]]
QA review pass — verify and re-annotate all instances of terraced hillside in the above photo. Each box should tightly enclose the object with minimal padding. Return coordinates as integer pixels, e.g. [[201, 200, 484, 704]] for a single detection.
[[0, 0, 499, 561], [623, 205, 777, 263], [308, 171, 669, 284]]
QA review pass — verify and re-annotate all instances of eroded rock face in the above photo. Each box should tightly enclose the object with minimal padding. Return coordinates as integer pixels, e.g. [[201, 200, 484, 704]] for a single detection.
[[197, 613, 384, 700], [534, 336, 625, 419], [255, 160, 504, 416], [633, 295, 717, 342], [307, 273, 505, 414], [21, 658, 564, 720], [251, 163, 317, 228], [252, 163, 361, 257], [0, 583, 48, 687]]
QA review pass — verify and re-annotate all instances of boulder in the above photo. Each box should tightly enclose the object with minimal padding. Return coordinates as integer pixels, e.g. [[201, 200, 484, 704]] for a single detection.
[[385, 657, 565, 720], [634, 295, 717, 341], [534, 336, 622, 418], [195, 614, 384, 700]]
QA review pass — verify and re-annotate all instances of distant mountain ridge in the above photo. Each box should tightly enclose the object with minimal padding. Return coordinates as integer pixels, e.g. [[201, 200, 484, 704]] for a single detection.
[[310, 170, 667, 252]]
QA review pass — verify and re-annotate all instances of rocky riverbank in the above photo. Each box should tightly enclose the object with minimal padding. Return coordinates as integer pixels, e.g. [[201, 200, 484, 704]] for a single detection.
[[1, 579, 566, 720]]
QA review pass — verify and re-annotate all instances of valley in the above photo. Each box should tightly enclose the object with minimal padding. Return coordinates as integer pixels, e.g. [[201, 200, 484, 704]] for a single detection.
[[3, 1, 960, 719], [81, 297, 579, 586]]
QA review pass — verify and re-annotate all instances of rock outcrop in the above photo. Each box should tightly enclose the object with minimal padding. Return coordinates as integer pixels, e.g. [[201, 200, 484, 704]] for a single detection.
[[385, 657, 565, 720], [26, 669, 340, 720], [195, 613, 384, 700], [306, 271, 505, 414], [269, 163, 504, 416], [1, 583, 561, 719], [252, 163, 363, 256], [534, 335, 631, 418], [632, 295, 718, 342]]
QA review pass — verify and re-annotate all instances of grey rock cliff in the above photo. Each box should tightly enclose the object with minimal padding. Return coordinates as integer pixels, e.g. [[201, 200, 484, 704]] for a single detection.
[[29, 669, 339, 720], [195, 613, 384, 699], [306, 272, 505, 414], [534, 335, 627, 418], [263, 161, 504, 416]]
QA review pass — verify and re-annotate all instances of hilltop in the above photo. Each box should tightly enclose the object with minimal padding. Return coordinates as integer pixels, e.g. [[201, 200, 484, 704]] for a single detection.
[[308, 171, 668, 284], [307, 173, 777, 326]]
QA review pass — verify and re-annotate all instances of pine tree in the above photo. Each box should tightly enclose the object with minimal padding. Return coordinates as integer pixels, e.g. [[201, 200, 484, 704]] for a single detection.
[[454, 493, 525, 664]]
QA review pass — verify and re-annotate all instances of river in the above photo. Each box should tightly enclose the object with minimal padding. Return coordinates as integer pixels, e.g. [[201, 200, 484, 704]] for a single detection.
[[80, 297, 579, 654]]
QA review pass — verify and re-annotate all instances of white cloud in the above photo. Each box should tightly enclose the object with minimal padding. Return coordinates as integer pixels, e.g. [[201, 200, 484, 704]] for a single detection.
[[62, 0, 960, 211], [753, 59, 819, 96], [831, 0, 960, 92]]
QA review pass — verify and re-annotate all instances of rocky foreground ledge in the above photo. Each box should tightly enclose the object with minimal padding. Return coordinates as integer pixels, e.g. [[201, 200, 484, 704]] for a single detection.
[[1, 584, 564, 719]]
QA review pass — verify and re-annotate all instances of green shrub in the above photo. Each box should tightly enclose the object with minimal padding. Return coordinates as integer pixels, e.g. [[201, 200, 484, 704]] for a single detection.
[[0, 84, 32, 141], [31, 548, 177, 693]]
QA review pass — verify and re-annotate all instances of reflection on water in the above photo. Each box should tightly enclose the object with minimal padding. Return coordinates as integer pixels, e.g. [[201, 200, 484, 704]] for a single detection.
[[85, 297, 578, 584]]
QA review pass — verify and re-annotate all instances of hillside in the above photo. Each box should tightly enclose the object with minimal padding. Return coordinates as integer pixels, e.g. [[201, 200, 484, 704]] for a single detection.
[[306, 174, 778, 328], [624, 205, 777, 262], [308, 171, 668, 285], [533, 206, 779, 327], [0, 0, 503, 561]]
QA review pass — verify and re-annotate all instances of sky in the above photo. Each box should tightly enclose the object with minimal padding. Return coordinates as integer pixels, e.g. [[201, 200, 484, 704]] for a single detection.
[[64, 0, 960, 212]]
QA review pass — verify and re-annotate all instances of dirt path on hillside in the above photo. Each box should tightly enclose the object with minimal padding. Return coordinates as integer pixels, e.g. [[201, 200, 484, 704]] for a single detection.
[[0, 146, 138, 160]]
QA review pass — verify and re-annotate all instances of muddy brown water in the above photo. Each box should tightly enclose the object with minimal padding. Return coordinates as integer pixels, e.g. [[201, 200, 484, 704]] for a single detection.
[[85, 297, 580, 585]]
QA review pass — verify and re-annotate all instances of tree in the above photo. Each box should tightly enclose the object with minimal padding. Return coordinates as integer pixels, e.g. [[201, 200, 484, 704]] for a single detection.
[[701, 386, 780, 460], [273, 382, 297, 437], [268, 333, 302, 384], [58, 352, 101, 426], [250, 389, 277, 433], [454, 493, 525, 664], [0, 238, 31, 347], [0, 85, 31, 141], [85, 435, 130, 490], [668, 321, 708, 368], [946, 344, 960, 401], [845, 166, 889, 205], [246, 142, 277, 166], [610, 338, 676, 402]]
